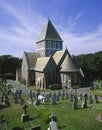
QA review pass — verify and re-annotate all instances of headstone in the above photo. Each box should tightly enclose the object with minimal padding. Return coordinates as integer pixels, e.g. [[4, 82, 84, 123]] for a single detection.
[[32, 91, 35, 97], [95, 95, 98, 103], [51, 92, 57, 105], [30, 126, 41, 130], [56, 95, 59, 101], [21, 103, 29, 122], [48, 113, 59, 130], [28, 90, 33, 104], [19, 89, 22, 94], [61, 89, 65, 100], [57, 90, 61, 96], [72, 95, 78, 110], [4, 98, 10, 107], [80, 94, 83, 100], [14, 94, 18, 103], [82, 93, 87, 108], [34, 92, 40, 105], [89, 95, 93, 104], [19, 98, 25, 106], [65, 90, 69, 99], [45, 94, 50, 102]]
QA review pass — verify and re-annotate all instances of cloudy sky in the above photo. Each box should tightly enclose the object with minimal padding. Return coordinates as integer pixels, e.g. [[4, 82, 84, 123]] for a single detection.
[[0, 0, 102, 58]]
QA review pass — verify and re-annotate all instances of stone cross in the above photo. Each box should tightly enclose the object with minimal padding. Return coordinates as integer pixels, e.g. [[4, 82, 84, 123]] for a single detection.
[[22, 103, 28, 114]]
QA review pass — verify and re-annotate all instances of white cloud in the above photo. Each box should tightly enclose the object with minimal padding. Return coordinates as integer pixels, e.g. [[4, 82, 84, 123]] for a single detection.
[[61, 23, 102, 55]]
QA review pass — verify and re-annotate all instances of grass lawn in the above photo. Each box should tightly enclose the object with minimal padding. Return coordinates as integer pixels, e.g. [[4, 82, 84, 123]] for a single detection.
[[0, 92, 102, 130]]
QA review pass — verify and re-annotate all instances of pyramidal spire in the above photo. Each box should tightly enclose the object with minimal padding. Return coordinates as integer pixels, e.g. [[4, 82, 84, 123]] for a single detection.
[[36, 19, 63, 43]]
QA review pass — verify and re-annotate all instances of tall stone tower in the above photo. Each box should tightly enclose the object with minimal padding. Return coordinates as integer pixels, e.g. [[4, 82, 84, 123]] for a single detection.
[[36, 19, 63, 57]]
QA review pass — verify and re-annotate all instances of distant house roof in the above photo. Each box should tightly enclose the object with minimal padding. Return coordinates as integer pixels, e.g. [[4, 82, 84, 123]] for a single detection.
[[24, 52, 41, 70], [36, 19, 63, 43], [34, 57, 50, 72]]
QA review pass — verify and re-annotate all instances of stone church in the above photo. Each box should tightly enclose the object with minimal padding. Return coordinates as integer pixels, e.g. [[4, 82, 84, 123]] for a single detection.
[[16, 19, 84, 89]]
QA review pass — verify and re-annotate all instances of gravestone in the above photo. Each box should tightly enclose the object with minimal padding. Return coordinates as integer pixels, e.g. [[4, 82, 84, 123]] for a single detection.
[[89, 95, 93, 104], [45, 94, 50, 102], [32, 91, 35, 97], [58, 90, 61, 96], [82, 93, 87, 108], [80, 94, 83, 100], [61, 90, 65, 100], [51, 92, 57, 105], [14, 94, 18, 103], [28, 90, 33, 104], [95, 95, 98, 103], [21, 103, 29, 122], [30, 126, 41, 130], [19, 98, 25, 106], [56, 95, 59, 101], [4, 98, 10, 107], [65, 90, 69, 99], [72, 95, 78, 110], [20, 89, 22, 94], [48, 113, 59, 130], [34, 90, 40, 105]]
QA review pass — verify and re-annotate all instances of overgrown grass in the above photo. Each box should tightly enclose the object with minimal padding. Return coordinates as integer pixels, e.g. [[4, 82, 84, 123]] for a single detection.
[[1, 91, 102, 130]]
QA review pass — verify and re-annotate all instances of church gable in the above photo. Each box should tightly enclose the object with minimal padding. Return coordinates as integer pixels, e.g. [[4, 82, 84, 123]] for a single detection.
[[60, 49, 79, 72]]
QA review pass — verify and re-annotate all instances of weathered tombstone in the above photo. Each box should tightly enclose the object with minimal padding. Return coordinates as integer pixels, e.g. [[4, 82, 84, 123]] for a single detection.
[[69, 92, 73, 102], [58, 90, 61, 96], [21, 103, 29, 122], [51, 92, 57, 105], [34, 91, 40, 105], [61, 90, 65, 100], [30, 126, 41, 130], [14, 94, 18, 103], [74, 89, 77, 95], [18, 93, 22, 99], [82, 93, 87, 108], [19, 98, 25, 106], [72, 95, 78, 110], [19, 89, 22, 94], [65, 90, 69, 99], [48, 113, 59, 130], [32, 91, 35, 97], [4, 98, 10, 107], [89, 95, 93, 104], [95, 95, 98, 103], [49, 92, 52, 97], [45, 94, 50, 102], [80, 94, 83, 100], [28, 90, 33, 104], [56, 95, 59, 101]]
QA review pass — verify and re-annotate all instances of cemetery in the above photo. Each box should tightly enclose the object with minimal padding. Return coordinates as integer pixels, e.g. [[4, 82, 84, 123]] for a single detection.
[[0, 81, 102, 130]]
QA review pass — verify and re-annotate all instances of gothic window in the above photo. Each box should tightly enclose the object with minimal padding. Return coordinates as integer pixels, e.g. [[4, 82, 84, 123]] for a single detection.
[[48, 41, 51, 49]]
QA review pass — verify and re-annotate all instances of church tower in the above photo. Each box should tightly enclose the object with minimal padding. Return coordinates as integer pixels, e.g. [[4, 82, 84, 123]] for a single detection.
[[36, 19, 63, 57]]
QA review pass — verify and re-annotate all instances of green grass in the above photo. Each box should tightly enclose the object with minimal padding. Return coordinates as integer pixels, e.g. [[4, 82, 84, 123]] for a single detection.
[[1, 90, 102, 130]]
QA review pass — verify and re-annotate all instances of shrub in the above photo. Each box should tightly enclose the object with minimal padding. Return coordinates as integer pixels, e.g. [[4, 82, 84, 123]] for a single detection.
[[48, 84, 61, 90]]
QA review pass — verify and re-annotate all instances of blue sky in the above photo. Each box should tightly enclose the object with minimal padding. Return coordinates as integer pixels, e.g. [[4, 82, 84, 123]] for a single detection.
[[0, 0, 102, 57]]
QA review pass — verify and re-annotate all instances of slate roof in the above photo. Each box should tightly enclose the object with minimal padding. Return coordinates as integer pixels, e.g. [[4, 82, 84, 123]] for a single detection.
[[60, 49, 79, 72], [34, 57, 50, 72], [53, 50, 65, 65], [36, 19, 63, 43], [25, 52, 41, 70]]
